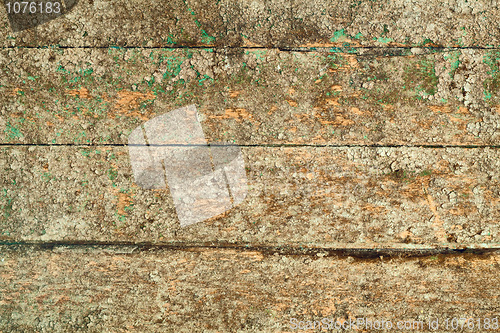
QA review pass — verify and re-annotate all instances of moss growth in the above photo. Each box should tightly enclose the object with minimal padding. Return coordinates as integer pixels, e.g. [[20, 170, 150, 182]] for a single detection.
[[403, 58, 438, 96], [389, 169, 433, 183]]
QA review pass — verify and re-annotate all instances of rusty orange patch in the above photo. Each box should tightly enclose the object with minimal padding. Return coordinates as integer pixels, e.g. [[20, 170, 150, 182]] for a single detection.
[[268, 105, 278, 115], [325, 97, 340, 106], [113, 190, 133, 216], [429, 105, 451, 113], [229, 90, 241, 98], [8, 88, 23, 96], [112, 90, 155, 120], [66, 87, 91, 99], [350, 107, 364, 115], [213, 108, 254, 122]]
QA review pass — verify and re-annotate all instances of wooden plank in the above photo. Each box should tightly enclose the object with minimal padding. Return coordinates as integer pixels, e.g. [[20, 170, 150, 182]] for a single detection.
[[1, 146, 498, 247], [1, 48, 499, 145], [2, 0, 500, 47], [0, 246, 498, 332]]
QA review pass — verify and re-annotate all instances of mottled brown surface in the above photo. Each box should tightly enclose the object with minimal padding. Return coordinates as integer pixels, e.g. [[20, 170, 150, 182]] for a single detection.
[[2, 0, 500, 47], [1, 0, 499, 331], [1, 48, 499, 145], [0, 146, 498, 247], [0, 246, 499, 332]]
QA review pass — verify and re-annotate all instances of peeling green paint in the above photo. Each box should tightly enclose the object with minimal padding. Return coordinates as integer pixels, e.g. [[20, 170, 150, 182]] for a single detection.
[[484, 90, 492, 100], [198, 74, 214, 86], [5, 122, 23, 140], [421, 38, 435, 46], [483, 50, 500, 101], [444, 52, 460, 78], [201, 30, 216, 44], [330, 29, 347, 43], [162, 55, 183, 80], [375, 37, 393, 43], [183, 0, 216, 44]]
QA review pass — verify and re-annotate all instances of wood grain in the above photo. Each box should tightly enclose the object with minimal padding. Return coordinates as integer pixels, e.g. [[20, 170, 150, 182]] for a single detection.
[[1, 0, 500, 47], [1, 1, 499, 331], [0, 246, 498, 332], [1, 146, 498, 247], [1, 48, 499, 145]]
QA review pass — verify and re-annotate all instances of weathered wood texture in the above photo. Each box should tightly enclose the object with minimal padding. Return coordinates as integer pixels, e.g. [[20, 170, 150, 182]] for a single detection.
[[0, 246, 498, 332], [1, 146, 498, 247], [1, 48, 500, 145], [1, 0, 499, 331], [1, 0, 500, 47]]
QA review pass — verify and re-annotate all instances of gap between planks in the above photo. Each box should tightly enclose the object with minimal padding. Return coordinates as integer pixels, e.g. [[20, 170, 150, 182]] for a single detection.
[[1, 241, 499, 260], [3, 46, 500, 51]]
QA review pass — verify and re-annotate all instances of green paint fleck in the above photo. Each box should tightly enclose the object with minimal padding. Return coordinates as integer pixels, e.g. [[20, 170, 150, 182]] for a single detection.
[[41, 172, 55, 182], [201, 30, 216, 44], [198, 74, 214, 86], [253, 50, 267, 61], [330, 29, 347, 43], [108, 168, 118, 181], [5, 122, 23, 140], [375, 37, 393, 43], [166, 34, 176, 44], [183, 0, 215, 44], [421, 38, 434, 46], [354, 32, 363, 39]]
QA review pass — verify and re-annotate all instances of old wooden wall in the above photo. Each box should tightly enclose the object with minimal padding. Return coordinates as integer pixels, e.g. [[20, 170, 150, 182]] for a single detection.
[[0, 0, 499, 331]]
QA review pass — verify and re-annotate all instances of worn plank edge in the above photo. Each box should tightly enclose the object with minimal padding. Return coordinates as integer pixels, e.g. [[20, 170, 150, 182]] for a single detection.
[[1, 241, 499, 254]]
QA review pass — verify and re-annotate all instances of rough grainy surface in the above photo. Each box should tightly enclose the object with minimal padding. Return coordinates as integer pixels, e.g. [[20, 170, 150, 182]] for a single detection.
[[1, 48, 500, 145], [1, 0, 500, 330], [0, 246, 498, 332], [0, 146, 498, 247], [2, 0, 500, 47]]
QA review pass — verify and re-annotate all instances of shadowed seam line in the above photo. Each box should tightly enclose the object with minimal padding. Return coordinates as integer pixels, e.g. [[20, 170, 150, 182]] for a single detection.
[[0, 241, 498, 259]]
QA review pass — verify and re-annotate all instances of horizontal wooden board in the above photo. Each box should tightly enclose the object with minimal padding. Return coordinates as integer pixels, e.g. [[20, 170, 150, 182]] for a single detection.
[[0, 246, 498, 332], [1, 0, 500, 47], [0, 146, 498, 247], [1, 48, 499, 145]]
